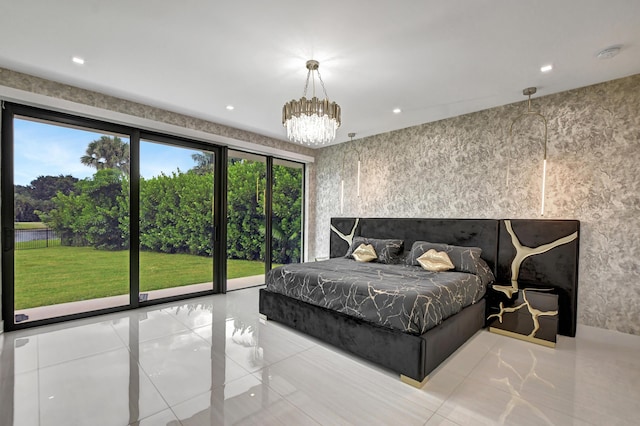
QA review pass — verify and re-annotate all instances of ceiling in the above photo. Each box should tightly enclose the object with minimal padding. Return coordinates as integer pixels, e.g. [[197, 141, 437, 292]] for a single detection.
[[1, 1, 639, 147]]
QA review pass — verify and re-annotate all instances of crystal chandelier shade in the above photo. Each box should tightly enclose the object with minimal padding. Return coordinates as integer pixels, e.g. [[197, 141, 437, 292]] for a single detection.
[[282, 60, 341, 145]]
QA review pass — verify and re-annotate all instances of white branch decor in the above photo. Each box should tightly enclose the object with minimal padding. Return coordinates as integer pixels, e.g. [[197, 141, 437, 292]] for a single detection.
[[330, 218, 360, 248], [493, 220, 578, 298], [487, 289, 558, 338]]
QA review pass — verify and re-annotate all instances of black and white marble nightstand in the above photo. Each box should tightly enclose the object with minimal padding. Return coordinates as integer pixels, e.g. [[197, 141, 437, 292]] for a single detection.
[[487, 286, 559, 348]]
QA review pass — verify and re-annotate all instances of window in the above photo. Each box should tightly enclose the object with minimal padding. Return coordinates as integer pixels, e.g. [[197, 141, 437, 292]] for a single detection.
[[1, 102, 305, 330]]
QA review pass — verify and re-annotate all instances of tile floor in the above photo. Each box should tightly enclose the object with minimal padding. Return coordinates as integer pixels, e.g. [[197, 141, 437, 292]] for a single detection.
[[1, 286, 639, 425]]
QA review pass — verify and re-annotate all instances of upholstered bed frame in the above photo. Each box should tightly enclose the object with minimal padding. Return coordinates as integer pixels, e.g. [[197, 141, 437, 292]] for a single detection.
[[259, 217, 579, 386]]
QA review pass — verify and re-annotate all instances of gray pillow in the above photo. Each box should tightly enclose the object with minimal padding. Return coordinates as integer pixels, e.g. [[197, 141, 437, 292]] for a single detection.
[[406, 241, 483, 274], [346, 237, 404, 264]]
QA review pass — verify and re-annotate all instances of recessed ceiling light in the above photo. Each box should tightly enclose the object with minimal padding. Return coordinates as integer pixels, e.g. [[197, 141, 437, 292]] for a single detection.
[[226, 105, 235, 110], [597, 45, 622, 59], [540, 64, 553, 72], [393, 108, 402, 114], [72, 56, 85, 65]]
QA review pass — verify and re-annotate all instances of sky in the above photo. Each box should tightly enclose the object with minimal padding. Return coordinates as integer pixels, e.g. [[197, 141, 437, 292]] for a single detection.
[[13, 117, 204, 186]]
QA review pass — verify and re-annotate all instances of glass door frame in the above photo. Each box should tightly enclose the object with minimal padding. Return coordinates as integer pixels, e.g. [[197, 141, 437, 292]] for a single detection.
[[223, 152, 305, 286], [1, 103, 226, 331], [137, 131, 226, 298], [1, 101, 305, 331]]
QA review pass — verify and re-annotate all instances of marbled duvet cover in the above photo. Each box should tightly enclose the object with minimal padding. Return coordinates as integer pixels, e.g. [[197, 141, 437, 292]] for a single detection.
[[265, 258, 492, 336]]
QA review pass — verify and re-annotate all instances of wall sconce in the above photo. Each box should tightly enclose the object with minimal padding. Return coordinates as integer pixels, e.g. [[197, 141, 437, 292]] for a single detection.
[[340, 152, 345, 214], [509, 87, 549, 216], [349, 133, 362, 198], [340, 132, 362, 214]]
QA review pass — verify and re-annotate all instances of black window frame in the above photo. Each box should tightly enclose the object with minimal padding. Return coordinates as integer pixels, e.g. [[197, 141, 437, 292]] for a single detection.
[[1, 102, 305, 331]]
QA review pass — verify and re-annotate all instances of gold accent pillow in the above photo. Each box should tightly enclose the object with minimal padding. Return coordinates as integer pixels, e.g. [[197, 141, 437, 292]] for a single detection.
[[417, 249, 454, 272], [352, 243, 377, 262]]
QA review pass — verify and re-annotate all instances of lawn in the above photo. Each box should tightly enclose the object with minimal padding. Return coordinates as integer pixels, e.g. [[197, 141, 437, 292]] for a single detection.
[[14, 246, 266, 309], [15, 222, 48, 230]]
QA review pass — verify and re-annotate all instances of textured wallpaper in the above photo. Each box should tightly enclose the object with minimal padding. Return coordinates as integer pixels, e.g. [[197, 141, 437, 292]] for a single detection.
[[314, 74, 640, 335]]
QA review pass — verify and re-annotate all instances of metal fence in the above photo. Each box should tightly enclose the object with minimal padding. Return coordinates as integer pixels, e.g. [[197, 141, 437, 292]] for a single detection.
[[15, 228, 61, 250]]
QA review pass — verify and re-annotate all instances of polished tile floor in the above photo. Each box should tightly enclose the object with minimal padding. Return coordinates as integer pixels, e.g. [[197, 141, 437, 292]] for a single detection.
[[1, 286, 639, 425]]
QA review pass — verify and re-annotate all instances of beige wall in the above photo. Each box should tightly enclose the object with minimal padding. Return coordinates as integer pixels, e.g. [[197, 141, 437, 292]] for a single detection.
[[313, 74, 640, 335]]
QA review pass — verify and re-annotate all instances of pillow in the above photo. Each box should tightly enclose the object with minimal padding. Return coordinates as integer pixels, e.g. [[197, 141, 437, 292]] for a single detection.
[[352, 244, 377, 262], [407, 241, 483, 274], [417, 249, 454, 272], [346, 237, 404, 264]]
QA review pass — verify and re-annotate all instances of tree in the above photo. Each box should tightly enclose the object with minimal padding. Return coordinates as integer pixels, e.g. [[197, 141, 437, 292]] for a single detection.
[[39, 149, 303, 262], [41, 169, 129, 249], [15, 192, 40, 222], [139, 171, 214, 256], [80, 136, 130, 175], [271, 165, 303, 263], [227, 160, 266, 261], [14, 175, 78, 222], [30, 175, 78, 200], [190, 152, 215, 175]]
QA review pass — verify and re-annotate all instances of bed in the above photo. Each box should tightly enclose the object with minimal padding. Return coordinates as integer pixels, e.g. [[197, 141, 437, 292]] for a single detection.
[[260, 218, 500, 386], [259, 217, 579, 387]]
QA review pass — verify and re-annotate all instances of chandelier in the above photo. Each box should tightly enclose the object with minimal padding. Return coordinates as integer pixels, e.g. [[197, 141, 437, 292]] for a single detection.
[[282, 60, 341, 145]]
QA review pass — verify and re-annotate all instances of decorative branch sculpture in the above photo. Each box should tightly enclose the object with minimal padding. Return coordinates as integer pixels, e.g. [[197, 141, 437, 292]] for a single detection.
[[493, 220, 578, 298], [330, 218, 360, 249], [487, 289, 558, 338]]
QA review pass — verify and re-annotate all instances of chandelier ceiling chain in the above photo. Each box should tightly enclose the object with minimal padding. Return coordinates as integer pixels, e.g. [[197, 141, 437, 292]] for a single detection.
[[282, 59, 341, 146], [300, 60, 331, 102]]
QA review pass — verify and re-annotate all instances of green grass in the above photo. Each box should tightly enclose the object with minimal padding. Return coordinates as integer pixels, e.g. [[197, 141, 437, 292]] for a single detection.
[[15, 222, 47, 230], [14, 246, 265, 309]]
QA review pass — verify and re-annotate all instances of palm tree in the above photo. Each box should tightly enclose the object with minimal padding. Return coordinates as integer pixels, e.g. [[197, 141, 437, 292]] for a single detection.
[[80, 136, 130, 175]]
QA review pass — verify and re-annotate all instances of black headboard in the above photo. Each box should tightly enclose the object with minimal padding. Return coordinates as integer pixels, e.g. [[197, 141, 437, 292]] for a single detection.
[[329, 217, 580, 337], [330, 218, 500, 273], [497, 219, 580, 337]]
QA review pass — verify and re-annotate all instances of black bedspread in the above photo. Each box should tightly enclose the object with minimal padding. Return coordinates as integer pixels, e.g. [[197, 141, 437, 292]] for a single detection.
[[265, 258, 493, 335]]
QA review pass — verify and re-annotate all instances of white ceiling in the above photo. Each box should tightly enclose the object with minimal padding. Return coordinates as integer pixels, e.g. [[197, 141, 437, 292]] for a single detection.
[[1, 1, 639, 147]]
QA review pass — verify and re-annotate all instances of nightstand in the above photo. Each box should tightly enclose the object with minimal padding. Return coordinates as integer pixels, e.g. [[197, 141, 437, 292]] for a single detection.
[[487, 286, 559, 348]]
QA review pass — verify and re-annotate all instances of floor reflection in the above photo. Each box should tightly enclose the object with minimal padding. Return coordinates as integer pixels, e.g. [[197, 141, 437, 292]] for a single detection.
[[3, 288, 631, 425], [169, 297, 278, 425], [492, 348, 556, 425]]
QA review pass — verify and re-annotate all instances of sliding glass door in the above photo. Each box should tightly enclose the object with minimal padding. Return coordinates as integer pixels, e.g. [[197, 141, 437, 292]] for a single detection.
[[6, 114, 130, 324], [272, 159, 304, 266], [2, 102, 305, 330], [138, 139, 216, 301], [226, 150, 266, 290]]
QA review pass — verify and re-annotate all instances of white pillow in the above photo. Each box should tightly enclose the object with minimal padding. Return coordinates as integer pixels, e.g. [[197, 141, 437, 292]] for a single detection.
[[417, 249, 454, 272], [352, 243, 377, 262]]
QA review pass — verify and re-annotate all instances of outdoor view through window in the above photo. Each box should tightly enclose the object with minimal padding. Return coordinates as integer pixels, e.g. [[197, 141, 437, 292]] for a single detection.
[[11, 116, 303, 325]]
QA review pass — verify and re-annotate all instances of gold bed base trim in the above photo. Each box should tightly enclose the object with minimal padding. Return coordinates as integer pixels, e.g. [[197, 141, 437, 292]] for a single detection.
[[489, 327, 556, 348], [400, 374, 429, 388]]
